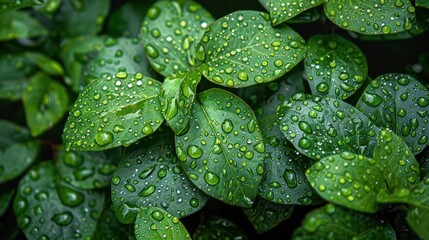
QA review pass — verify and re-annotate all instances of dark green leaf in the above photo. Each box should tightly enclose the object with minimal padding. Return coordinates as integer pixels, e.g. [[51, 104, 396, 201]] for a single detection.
[[0, 11, 47, 41], [25, 52, 64, 76], [63, 72, 164, 151], [0, 0, 44, 14], [416, 0, 429, 9], [305, 34, 368, 100], [94, 205, 135, 240], [407, 206, 429, 240], [176, 88, 265, 207], [34, 0, 61, 15], [324, 0, 416, 35], [292, 203, 397, 240], [23, 72, 69, 137], [193, 215, 248, 240], [356, 73, 429, 154], [243, 197, 294, 234], [286, 7, 322, 23], [268, 0, 325, 25], [0, 51, 37, 80], [0, 120, 39, 184], [0, 189, 15, 217], [13, 161, 105, 240], [134, 206, 191, 240], [140, 0, 214, 76], [111, 134, 208, 224], [195, 10, 306, 88], [277, 94, 380, 160], [159, 69, 201, 134]]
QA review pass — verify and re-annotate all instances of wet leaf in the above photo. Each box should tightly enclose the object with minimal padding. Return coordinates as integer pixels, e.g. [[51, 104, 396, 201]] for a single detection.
[[277, 94, 380, 160], [94, 204, 135, 240], [243, 197, 294, 234], [407, 206, 429, 239], [0, 11, 47, 41], [140, 0, 214, 76], [416, 0, 429, 9], [25, 52, 64, 76], [195, 10, 306, 88], [356, 73, 429, 154], [134, 206, 191, 240], [56, 147, 121, 189], [176, 88, 265, 207], [0, 0, 44, 14], [0, 189, 15, 217], [23, 72, 69, 137], [63, 72, 164, 151], [292, 203, 397, 240], [159, 69, 201, 134], [111, 134, 208, 224], [193, 215, 248, 240], [305, 34, 368, 100], [324, 0, 416, 35], [13, 161, 105, 240], [268, 0, 325, 25], [0, 120, 39, 184]]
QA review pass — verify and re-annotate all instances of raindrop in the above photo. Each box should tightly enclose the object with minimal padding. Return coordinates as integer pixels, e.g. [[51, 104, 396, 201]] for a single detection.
[[95, 131, 114, 146], [361, 93, 382, 107], [221, 119, 234, 133], [283, 169, 297, 188], [187, 145, 203, 159], [51, 211, 73, 226], [139, 185, 156, 197], [57, 185, 84, 207], [204, 171, 220, 186]]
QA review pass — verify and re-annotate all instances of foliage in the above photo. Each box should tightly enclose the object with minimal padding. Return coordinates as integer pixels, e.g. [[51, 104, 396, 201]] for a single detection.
[[0, 0, 428, 239]]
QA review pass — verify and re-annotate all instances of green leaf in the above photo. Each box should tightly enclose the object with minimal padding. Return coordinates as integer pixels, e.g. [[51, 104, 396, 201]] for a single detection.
[[269, 0, 325, 25], [25, 52, 64, 76], [305, 34, 368, 99], [258, 115, 321, 205], [407, 206, 429, 240], [84, 37, 156, 83], [140, 0, 214, 76], [94, 205, 135, 240], [243, 197, 294, 234], [23, 72, 69, 137], [56, 147, 121, 189], [324, 0, 416, 35], [134, 206, 191, 240], [159, 69, 201, 134], [111, 134, 208, 224], [0, 11, 47, 41], [277, 94, 380, 160], [0, 189, 15, 217], [416, 0, 429, 9], [292, 203, 397, 240], [34, 0, 61, 15], [193, 215, 248, 240], [356, 73, 429, 154], [0, 0, 44, 14], [175, 88, 265, 207], [13, 161, 105, 240], [0, 120, 40, 184], [306, 152, 386, 213], [195, 10, 306, 88], [63, 72, 164, 151]]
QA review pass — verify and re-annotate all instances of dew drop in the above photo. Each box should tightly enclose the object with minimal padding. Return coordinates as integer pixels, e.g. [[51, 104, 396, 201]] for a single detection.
[[204, 171, 220, 186], [187, 145, 203, 159], [283, 169, 297, 188], [221, 119, 234, 133], [361, 93, 382, 107], [95, 131, 114, 146], [51, 211, 73, 226], [57, 185, 84, 207], [139, 185, 156, 197]]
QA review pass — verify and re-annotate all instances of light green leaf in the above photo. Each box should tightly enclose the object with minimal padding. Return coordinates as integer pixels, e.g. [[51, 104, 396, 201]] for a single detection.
[[407, 206, 429, 240], [193, 215, 248, 240], [324, 0, 416, 35], [269, 0, 325, 25], [25, 52, 64, 76], [416, 0, 429, 9], [134, 206, 191, 240], [111, 134, 208, 224], [23, 72, 69, 137], [176, 88, 265, 207], [305, 34, 368, 99], [140, 0, 214, 76], [0, 0, 44, 14], [159, 69, 201, 134], [13, 161, 105, 240], [195, 10, 306, 88], [277, 94, 380, 160], [63, 72, 164, 151], [0, 11, 47, 41], [356, 73, 429, 154]]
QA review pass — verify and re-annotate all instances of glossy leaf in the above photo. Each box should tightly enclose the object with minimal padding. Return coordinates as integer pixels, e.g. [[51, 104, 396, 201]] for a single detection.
[[0, 189, 15, 217], [34, 0, 60, 15], [292, 203, 397, 240], [0, 11, 47, 41], [63, 73, 164, 151], [134, 206, 191, 240], [56, 147, 121, 189], [416, 0, 429, 8], [13, 161, 105, 240], [277, 94, 380, 160], [243, 197, 294, 234], [258, 115, 320, 205], [159, 69, 201, 134], [175, 88, 265, 207], [268, 0, 325, 25], [0, 0, 44, 14], [305, 34, 368, 100], [356, 73, 429, 154], [407, 206, 429, 240], [195, 10, 306, 88], [0, 120, 39, 184], [111, 134, 208, 224], [25, 52, 64, 76], [23, 72, 69, 137], [94, 205, 135, 240], [140, 0, 214, 76], [193, 215, 248, 240], [324, 0, 416, 35]]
